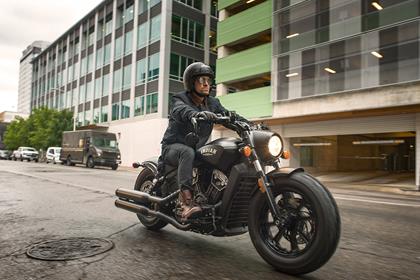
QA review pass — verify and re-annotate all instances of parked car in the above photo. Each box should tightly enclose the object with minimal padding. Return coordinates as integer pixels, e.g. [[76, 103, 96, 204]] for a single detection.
[[46, 147, 62, 164], [0, 150, 12, 160], [13, 147, 39, 162]]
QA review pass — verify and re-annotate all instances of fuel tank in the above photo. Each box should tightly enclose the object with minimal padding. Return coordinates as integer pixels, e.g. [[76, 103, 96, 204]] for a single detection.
[[197, 137, 242, 172]]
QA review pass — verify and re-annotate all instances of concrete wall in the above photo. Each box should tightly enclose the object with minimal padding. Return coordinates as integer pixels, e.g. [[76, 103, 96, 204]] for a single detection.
[[108, 117, 168, 166], [273, 82, 420, 119]]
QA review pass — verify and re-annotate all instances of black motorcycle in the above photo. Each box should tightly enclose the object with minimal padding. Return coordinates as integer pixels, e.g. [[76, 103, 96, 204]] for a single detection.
[[115, 114, 340, 275]]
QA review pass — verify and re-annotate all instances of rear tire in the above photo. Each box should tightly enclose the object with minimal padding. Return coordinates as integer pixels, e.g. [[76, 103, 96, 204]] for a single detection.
[[134, 168, 168, 231], [86, 156, 95, 168], [248, 171, 340, 275]]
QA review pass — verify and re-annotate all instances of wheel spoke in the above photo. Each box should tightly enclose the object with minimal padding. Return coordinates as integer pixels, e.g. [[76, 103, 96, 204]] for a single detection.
[[297, 229, 310, 245], [290, 230, 299, 252], [273, 227, 286, 243]]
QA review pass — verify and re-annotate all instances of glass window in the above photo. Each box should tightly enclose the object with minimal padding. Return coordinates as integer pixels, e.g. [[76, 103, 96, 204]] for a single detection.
[[105, 17, 113, 36], [96, 47, 103, 68], [97, 21, 104, 41], [148, 53, 160, 81], [134, 95, 145, 116], [101, 105, 108, 122], [66, 90, 72, 108], [84, 109, 91, 126], [123, 64, 132, 90], [93, 107, 100, 123], [94, 76, 102, 99], [73, 61, 79, 80], [103, 73, 110, 96], [137, 22, 148, 49], [72, 88, 77, 106], [171, 15, 204, 48], [77, 112, 83, 127], [150, 14, 161, 43], [124, 31, 133, 54], [136, 58, 146, 84], [87, 54, 94, 74], [146, 93, 158, 114], [138, 0, 148, 14], [150, 0, 161, 7], [79, 84, 86, 104], [114, 36, 123, 59], [86, 81, 92, 101], [104, 43, 111, 65], [113, 68, 122, 93], [121, 99, 130, 119], [116, 5, 124, 29], [124, 4, 134, 24], [81, 57, 87, 76], [88, 31, 95, 46], [112, 102, 120, 120]]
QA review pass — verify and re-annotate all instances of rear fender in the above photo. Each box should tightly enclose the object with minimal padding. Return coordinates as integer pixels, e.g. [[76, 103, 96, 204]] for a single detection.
[[139, 159, 158, 176]]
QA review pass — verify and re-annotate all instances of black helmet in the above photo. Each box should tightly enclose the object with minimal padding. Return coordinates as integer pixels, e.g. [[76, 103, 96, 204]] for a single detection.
[[183, 62, 215, 91]]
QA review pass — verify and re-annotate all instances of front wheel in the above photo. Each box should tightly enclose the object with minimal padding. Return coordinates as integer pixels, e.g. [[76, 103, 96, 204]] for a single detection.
[[134, 167, 168, 231], [248, 171, 340, 275]]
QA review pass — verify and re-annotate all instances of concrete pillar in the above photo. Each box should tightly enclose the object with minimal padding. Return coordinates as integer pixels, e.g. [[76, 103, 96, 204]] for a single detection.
[[416, 113, 420, 190]]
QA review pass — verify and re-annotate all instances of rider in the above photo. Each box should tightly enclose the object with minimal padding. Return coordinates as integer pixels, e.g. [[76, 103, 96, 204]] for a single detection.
[[158, 62, 248, 221]]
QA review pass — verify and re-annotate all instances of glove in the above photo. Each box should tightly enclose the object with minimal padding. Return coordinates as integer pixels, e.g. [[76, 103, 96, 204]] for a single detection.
[[195, 111, 218, 121]]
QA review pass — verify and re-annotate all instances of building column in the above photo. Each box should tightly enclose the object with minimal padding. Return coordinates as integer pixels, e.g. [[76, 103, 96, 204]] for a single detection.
[[416, 113, 420, 190]]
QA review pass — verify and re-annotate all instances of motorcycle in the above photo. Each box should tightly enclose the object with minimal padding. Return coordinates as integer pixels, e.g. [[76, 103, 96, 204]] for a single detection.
[[115, 113, 341, 275]]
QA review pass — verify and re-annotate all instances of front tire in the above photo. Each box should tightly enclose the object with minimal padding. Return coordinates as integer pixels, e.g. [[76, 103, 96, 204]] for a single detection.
[[248, 171, 340, 275], [134, 167, 168, 231]]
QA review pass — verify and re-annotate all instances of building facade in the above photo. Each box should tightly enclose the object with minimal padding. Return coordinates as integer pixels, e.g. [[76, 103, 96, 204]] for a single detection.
[[216, 0, 420, 188], [31, 0, 218, 166], [18, 41, 50, 114]]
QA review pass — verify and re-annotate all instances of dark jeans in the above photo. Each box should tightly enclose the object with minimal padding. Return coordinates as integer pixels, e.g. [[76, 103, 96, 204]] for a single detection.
[[162, 143, 195, 191]]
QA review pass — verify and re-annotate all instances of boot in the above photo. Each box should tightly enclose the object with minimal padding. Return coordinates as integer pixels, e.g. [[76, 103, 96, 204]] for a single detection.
[[179, 189, 202, 221]]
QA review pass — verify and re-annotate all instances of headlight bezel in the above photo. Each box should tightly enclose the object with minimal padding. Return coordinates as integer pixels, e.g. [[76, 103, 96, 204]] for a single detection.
[[250, 131, 284, 164]]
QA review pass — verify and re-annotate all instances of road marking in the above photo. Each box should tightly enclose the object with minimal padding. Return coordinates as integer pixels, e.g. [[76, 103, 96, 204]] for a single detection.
[[334, 196, 420, 207]]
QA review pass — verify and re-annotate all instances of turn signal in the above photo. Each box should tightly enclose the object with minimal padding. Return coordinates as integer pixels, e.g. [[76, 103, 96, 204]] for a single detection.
[[281, 150, 290, 159], [242, 145, 252, 157]]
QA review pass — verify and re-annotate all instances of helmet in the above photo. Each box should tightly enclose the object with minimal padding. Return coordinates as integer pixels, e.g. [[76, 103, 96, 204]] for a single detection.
[[182, 62, 215, 91]]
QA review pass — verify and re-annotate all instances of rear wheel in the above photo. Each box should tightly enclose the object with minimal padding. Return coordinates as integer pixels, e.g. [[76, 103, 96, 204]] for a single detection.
[[86, 156, 95, 168], [248, 171, 340, 275], [134, 168, 168, 231]]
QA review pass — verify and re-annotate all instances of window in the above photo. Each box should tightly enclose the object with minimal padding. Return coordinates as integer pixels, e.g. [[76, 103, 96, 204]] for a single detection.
[[116, 5, 124, 29], [101, 105, 108, 122], [93, 107, 100, 123], [79, 84, 86, 104], [146, 92, 158, 114], [77, 112, 83, 127], [105, 17, 113, 36], [136, 58, 146, 84], [124, 31, 133, 54], [84, 109, 91, 126], [66, 90, 72, 108], [97, 20, 104, 41], [123, 64, 132, 90], [150, 14, 161, 43], [137, 22, 148, 49], [124, 3, 134, 24], [112, 102, 120, 120], [73, 61, 79, 80], [103, 73, 110, 96], [104, 43, 111, 65], [94, 76, 102, 99], [88, 30, 95, 46], [72, 88, 77, 106], [148, 53, 160, 81], [170, 53, 195, 81], [210, 1, 218, 17], [134, 95, 145, 116], [96, 48, 103, 68], [171, 15, 204, 48], [87, 54, 94, 73], [175, 0, 202, 10], [121, 99, 130, 119], [113, 68, 122, 93], [85, 81, 92, 101], [114, 36, 123, 59]]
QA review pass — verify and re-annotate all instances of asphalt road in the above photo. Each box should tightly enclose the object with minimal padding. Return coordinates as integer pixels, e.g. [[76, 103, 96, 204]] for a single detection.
[[0, 160, 419, 280]]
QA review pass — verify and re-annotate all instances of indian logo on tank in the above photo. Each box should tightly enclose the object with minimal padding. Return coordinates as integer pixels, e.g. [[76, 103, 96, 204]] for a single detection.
[[200, 147, 217, 156]]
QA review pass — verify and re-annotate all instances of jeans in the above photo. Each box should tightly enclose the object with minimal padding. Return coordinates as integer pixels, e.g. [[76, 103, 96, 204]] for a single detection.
[[162, 143, 195, 191]]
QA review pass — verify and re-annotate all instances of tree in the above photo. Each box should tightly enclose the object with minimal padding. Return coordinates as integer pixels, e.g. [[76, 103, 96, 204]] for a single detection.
[[3, 107, 73, 151]]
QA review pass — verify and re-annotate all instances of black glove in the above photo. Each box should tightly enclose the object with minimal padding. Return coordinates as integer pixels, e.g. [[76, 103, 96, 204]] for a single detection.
[[195, 111, 218, 121]]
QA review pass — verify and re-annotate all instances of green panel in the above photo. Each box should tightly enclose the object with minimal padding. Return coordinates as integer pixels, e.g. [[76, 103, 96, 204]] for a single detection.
[[218, 0, 240, 10], [218, 86, 272, 119], [218, 0, 272, 46], [216, 43, 271, 83]]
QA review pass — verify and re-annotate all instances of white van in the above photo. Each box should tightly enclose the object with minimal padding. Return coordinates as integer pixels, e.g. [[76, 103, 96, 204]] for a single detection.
[[46, 147, 62, 164]]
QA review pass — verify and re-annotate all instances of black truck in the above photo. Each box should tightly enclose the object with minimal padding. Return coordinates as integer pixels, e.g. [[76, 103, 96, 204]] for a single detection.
[[60, 130, 121, 170]]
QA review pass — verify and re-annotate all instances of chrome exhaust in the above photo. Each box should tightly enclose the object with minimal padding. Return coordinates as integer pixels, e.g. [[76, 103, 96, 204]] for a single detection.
[[115, 199, 191, 230], [115, 188, 179, 205]]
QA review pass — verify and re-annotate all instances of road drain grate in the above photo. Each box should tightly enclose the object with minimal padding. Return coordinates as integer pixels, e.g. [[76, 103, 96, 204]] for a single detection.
[[26, 237, 114, 261]]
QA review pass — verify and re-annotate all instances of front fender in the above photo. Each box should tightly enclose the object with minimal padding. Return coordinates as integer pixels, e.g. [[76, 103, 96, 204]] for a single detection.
[[267, 167, 305, 179]]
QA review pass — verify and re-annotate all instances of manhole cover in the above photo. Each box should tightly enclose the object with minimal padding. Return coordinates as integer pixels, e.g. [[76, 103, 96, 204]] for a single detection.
[[26, 237, 114, 261]]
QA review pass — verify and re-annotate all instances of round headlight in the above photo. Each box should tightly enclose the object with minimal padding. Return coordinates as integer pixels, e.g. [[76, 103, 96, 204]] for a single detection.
[[268, 135, 282, 157]]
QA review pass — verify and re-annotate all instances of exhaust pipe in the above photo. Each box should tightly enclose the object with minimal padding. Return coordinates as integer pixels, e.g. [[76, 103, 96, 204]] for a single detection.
[[115, 199, 191, 230], [115, 188, 179, 205]]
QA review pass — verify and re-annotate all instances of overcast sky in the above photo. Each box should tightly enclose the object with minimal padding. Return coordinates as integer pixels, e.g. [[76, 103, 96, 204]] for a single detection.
[[0, 0, 101, 112]]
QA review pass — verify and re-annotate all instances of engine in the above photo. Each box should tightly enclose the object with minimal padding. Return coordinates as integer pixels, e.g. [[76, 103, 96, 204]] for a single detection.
[[193, 169, 228, 205]]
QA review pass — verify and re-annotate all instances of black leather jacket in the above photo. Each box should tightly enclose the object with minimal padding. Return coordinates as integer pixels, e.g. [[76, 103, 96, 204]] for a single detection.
[[161, 91, 247, 149]]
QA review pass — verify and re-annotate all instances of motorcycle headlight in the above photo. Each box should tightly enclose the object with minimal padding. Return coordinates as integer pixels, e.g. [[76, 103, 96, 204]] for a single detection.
[[268, 135, 282, 157]]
